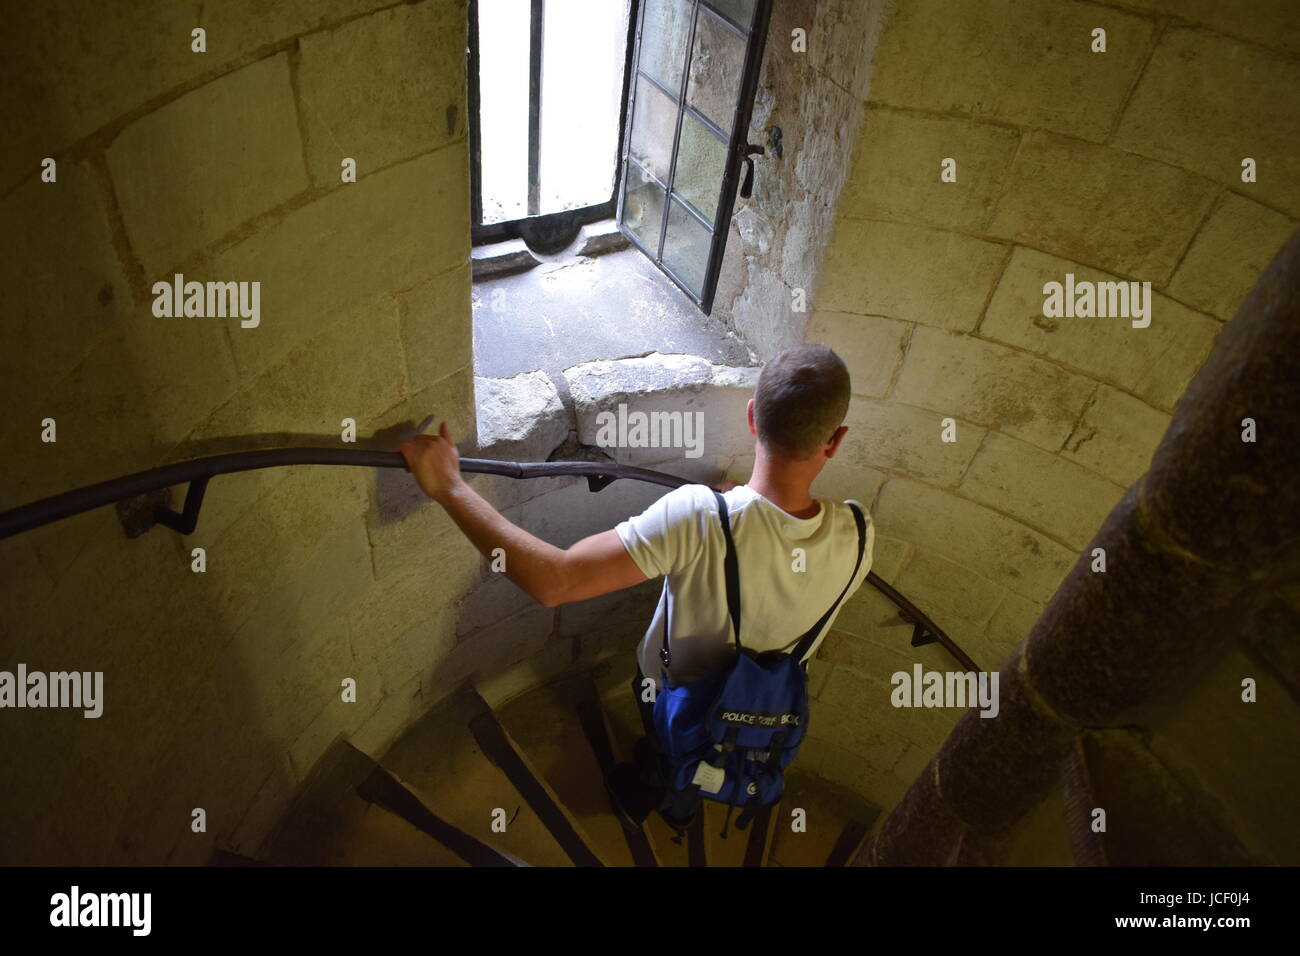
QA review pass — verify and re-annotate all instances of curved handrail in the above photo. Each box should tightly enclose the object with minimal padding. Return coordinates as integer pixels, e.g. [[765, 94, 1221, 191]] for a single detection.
[[0, 447, 977, 671]]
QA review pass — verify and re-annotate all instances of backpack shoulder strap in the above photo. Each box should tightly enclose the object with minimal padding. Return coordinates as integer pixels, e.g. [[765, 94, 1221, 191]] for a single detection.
[[714, 490, 742, 652], [660, 487, 743, 671], [791, 501, 867, 665]]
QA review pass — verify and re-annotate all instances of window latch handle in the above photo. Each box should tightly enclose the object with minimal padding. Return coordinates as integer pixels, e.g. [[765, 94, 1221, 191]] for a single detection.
[[739, 144, 766, 200]]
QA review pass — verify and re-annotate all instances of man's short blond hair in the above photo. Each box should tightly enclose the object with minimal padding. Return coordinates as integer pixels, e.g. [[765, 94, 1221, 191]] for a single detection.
[[753, 344, 851, 459]]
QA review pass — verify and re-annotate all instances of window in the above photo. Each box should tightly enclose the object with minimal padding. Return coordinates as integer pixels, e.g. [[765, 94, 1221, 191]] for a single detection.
[[468, 0, 773, 314], [469, 0, 636, 252], [619, 0, 772, 312]]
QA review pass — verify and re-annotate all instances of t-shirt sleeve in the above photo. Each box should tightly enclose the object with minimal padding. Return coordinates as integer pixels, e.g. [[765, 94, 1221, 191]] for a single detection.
[[614, 484, 711, 579]]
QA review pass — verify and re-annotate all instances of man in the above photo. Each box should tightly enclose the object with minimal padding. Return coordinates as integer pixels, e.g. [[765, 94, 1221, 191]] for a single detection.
[[397, 344, 874, 830]]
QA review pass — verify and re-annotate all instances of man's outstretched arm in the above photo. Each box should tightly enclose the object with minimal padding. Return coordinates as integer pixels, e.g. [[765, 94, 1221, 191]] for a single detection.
[[397, 423, 649, 607]]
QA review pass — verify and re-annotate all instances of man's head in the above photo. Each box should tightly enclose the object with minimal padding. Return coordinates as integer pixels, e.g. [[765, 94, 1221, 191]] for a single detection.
[[749, 344, 851, 462]]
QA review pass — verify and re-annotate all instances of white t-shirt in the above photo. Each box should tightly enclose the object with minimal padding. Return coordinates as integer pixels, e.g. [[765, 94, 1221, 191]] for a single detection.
[[615, 483, 875, 688]]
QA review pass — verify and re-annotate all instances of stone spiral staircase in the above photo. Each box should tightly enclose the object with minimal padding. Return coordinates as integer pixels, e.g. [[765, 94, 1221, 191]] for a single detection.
[[218, 657, 881, 867]]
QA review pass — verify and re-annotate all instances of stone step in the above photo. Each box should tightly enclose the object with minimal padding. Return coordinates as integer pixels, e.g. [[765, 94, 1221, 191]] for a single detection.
[[769, 771, 880, 867], [701, 800, 758, 867], [489, 673, 646, 867], [378, 684, 596, 867], [259, 737, 467, 867], [593, 657, 692, 867]]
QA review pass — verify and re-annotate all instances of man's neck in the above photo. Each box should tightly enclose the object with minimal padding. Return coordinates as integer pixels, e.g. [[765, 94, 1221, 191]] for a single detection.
[[747, 452, 822, 519]]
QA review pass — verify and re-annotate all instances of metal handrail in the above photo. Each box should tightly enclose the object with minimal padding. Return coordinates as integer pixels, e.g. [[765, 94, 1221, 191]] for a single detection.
[[0, 447, 976, 670]]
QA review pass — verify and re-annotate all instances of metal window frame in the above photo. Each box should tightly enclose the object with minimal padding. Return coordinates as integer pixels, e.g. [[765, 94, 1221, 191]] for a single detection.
[[616, 0, 774, 314], [468, 0, 641, 250]]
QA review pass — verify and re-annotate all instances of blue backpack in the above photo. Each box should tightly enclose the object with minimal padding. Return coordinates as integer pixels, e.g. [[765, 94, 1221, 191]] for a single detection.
[[652, 490, 867, 836]]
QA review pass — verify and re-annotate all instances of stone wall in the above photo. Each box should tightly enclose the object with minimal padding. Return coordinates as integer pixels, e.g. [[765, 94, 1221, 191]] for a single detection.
[[776, 0, 1300, 815], [711, 0, 889, 362], [0, 0, 477, 864], [865, 230, 1300, 865]]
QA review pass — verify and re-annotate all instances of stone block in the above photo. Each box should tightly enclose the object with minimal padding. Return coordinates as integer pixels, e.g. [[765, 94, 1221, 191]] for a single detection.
[[564, 353, 760, 464], [349, 676, 431, 757], [1113, 28, 1300, 218], [891, 548, 1008, 669], [107, 53, 308, 276], [503, 475, 670, 551], [474, 371, 570, 461], [867, 533, 910, 583], [893, 326, 1095, 451], [874, 477, 1077, 604], [398, 262, 472, 393], [1148, 647, 1300, 864], [983, 591, 1045, 662], [376, 608, 459, 699], [1168, 195, 1298, 321], [1067, 730, 1252, 865], [297, 1, 467, 187], [818, 219, 1007, 331], [475, 636, 581, 710], [576, 220, 630, 258], [730, 262, 803, 363], [808, 0, 888, 102], [207, 463, 371, 633], [455, 572, 541, 640], [0, 331, 159, 512], [1115, 0, 1300, 57], [989, 130, 1217, 281], [557, 581, 660, 642], [842, 398, 985, 486], [401, 366, 478, 453], [816, 628, 961, 746], [0, 537, 57, 647], [779, 199, 837, 305], [805, 658, 833, 700], [839, 108, 1020, 232], [0, 0, 381, 194], [355, 521, 482, 638], [827, 587, 954, 673], [471, 239, 540, 280], [1061, 384, 1170, 487], [981, 246, 1222, 409], [868, 0, 1154, 141], [444, 604, 557, 682], [796, 733, 872, 796], [188, 294, 406, 442], [805, 311, 909, 399], [211, 145, 469, 382], [958, 432, 1125, 548], [228, 521, 373, 662], [792, 62, 865, 205], [0, 162, 129, 410], [797, 458, 887, 512]]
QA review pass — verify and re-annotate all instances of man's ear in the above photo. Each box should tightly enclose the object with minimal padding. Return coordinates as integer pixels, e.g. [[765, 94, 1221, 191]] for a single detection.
[[825, 425, 849, 459], [747, 398, 757, 438]]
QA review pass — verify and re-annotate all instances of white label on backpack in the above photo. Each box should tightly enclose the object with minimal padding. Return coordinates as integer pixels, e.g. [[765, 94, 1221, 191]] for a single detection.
[[691, 762, 726, 794]]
